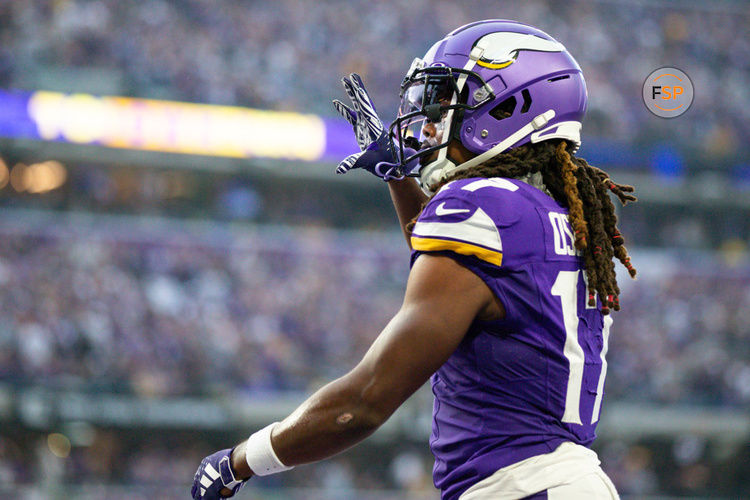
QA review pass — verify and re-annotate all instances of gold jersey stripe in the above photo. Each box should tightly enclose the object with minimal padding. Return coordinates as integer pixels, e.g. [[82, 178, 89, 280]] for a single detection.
[[411, 236, 503, 267]]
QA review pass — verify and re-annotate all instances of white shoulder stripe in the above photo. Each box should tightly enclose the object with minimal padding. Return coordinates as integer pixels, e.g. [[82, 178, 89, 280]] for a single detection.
[[461, 178, 519, 192], [412, 207, 502, 252]]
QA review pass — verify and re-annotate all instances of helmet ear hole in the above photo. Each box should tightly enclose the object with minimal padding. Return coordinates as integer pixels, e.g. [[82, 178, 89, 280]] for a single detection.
[[520, 89, 532, 113], [490, 96, 516, 121]]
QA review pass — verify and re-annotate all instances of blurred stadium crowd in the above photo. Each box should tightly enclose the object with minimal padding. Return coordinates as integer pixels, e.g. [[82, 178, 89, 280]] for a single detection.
[[0, 217, 748, 497], [0, 218, 405, 396], [1, 0, 749, 171], [1, 217, 748, 406]]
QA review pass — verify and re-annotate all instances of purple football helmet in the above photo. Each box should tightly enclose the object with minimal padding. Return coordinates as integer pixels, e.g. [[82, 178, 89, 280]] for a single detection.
[[390, 19, 587, 193]]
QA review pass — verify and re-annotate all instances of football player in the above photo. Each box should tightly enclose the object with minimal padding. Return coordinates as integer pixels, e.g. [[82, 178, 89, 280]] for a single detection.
[[193, 19, 637, 500]]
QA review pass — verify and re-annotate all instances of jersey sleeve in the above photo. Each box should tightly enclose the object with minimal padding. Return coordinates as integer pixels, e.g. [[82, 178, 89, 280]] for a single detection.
[[410, 184, 503, 267]]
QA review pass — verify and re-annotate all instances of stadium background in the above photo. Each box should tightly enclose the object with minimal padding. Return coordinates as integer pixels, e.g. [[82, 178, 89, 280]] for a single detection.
[[0, 0, 749, 498]]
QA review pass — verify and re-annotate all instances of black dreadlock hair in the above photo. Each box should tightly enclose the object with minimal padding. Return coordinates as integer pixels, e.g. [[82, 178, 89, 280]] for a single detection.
[[407, 139, 637, 314]]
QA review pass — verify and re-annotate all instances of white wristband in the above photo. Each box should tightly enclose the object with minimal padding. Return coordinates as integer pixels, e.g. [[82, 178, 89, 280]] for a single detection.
[[245, 422, 294, 476]]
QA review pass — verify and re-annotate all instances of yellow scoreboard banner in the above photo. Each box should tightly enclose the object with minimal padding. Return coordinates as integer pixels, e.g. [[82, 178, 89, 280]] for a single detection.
[[25, 91, 327, 161]]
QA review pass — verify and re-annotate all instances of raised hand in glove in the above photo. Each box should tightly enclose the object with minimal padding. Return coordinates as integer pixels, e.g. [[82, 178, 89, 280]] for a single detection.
[[333, 73, 419, 181]]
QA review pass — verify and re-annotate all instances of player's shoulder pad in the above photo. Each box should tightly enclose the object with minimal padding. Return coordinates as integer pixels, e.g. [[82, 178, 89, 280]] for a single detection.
[[410, 178, 520, 267]]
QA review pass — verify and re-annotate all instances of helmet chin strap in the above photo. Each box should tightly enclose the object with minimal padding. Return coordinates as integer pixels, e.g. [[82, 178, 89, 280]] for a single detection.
[[419, 109, 556, 194], [418, 155, 457, 195]]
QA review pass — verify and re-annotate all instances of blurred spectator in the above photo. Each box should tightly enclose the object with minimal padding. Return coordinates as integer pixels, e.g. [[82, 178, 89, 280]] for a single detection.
[[601, 441, 659, 496], [390, 450, 432, 493]]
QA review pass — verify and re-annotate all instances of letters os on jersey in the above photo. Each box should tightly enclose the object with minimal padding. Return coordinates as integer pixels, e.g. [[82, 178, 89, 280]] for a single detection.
[[410, 177, 612, 500]]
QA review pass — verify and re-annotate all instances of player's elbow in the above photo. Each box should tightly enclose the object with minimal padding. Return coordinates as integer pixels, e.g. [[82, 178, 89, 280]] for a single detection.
[[345, 405, 388, 435], [326, 398, 387, 439], [354, 378, 402, 431], [337, 375, 399, 434]]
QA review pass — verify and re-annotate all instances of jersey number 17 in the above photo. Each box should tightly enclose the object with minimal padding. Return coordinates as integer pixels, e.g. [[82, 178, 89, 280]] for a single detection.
[[551, 270, 612, 426]]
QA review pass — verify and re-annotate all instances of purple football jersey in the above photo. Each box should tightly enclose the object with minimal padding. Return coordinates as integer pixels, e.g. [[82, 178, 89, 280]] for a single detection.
[[409, 177, 612, 500]]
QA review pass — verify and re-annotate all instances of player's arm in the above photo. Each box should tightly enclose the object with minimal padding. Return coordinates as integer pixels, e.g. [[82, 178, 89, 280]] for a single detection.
[[229, 253, 498, 479], [387, 178, 428, 247]]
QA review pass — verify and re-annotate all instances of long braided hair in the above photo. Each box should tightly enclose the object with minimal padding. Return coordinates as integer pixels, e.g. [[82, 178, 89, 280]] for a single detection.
[[409, 139, 637, 314]]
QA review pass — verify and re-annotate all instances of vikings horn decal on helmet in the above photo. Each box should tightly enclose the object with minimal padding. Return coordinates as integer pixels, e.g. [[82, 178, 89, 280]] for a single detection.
[[389, 20, 588, 194], [474, 32, 565, 68]]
